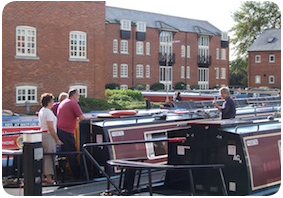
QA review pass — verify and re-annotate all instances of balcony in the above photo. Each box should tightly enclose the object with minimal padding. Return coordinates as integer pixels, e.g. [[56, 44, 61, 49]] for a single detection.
[[198, 55, 211, 67], [159, 53, 175, 66]]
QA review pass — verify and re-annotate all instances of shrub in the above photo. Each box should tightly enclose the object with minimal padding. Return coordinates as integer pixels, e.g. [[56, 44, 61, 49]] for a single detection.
[[106, 89, 144, 101], [151, 83, 165, 91], [79, 97, 122, 112], [135, 83, 144, 90], [105, 83, 120, 90], [175, 82, 186, 90]]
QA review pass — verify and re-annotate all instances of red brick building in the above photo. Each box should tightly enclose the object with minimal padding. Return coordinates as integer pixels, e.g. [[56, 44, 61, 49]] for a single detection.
[[105, 7, 229, 91], [247, 29, 281, 88], [2, 2, 106, 113]]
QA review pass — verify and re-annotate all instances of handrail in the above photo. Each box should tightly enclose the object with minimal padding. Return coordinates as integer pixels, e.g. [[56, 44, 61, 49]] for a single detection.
[[234, 119, 280, 133]]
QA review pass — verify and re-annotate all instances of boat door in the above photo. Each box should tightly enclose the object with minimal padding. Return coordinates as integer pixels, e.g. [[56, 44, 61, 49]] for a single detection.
[[198, 68, 209, 89]]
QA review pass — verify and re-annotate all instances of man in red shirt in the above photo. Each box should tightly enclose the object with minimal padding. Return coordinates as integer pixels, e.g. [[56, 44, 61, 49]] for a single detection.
[[57, 89, 85, 179]]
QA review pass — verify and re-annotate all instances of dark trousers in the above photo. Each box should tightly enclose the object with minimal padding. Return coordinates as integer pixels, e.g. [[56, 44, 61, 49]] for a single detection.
[[57, 128, 80, 179]]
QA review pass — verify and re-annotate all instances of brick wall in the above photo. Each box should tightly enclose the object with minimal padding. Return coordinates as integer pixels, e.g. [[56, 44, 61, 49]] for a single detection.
[[2, 1, 106, 113]]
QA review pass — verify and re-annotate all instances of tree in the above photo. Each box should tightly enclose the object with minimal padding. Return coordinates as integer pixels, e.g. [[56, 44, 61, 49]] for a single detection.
[[229, 1, 281, 87]]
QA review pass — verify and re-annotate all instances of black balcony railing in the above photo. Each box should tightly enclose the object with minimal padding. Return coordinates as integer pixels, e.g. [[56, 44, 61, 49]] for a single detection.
[[159, 53, 175, 66], [198, 55, 212, 67]]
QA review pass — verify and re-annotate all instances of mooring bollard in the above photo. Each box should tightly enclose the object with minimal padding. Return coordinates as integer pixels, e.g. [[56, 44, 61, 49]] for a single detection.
[[22, 130, 43, 196]]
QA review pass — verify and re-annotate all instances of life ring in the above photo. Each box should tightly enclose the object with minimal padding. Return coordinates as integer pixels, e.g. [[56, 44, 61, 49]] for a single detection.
[[173, 110, 189, 115], [109, 110, 137, 116]]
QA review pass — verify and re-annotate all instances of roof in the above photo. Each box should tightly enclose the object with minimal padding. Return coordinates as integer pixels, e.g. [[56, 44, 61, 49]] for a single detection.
[[248, 28, 281, 51], [106, 6, 222, 36]]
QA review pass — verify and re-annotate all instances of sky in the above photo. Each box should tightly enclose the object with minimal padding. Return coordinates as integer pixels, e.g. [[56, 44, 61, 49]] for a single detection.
[[106, 0, 282, 60]]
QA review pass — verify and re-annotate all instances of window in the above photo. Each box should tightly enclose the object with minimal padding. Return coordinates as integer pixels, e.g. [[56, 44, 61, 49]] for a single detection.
[[144, 131, 167, 159], [269, 76, 275, 84], [160, 32, 173, 55], [16, 86, 37, 104], [221, 49, 226, 60], [146, 42, 151, 55], [70, 85, 87, 98], [181, 66, 185, 79], [120, 64, 128, 78], [198, 36, 209, 61], [120, 40, 128, 54], [113, 39, 118, 53], [186, 66, 190, 79], [216, 48, 219, 60], [187, 46, 191, 58], [255, 75, 261, 84], [146, 65, 150, 78], [136, 41, 144, 55], [255, 55, 261, 63], [120, 84, 128, 90], [221, 32, 228, 41], [113, 63, 118, 78], [220, 68, 226, 79], [16, 26, 37, 57], [215, 67, 219, 79], [181, 45, 186, 58], [269, 54, 275, 63], [70, 31, 87, 59], [136, 21, 146, 32], [120, 19, 131, 31], [136, 64, 144, 78]]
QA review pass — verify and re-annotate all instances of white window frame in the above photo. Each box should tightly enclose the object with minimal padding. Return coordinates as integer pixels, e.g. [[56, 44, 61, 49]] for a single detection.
[[187, 46, 191, 58], [221, 49, 226, 60], [120, 64, 128, 78], [16, 26, 37, 57], [220, 68, 226, 79], [136, 64, 144, 78], [269, 54, 275, 63], [136, 21, 146, 32], [16, 85, 37, 104], [70, 85, 87, 98], [221, 32, 228, 41], [120, 19, 131, 31], [255, 55, 261, 63], [146, 42, 150, 55], [216, 48, 220, 60], [215, 67, 219, 79], [146, 65, 150, 78], [269, 75, 275, 84], [144, 130, 168, 160], [181, 45, 186, 58], [120, 40, 128, 54], [113, 39, 118, 54], [113, 63, 118, 78], [120, 84, 128, 90], [255, 75, 261, 84], [69, 31, 87, 59], [136, 41, 144, 55], [186, 66, 191, 79], [181, 66, 185, 79]]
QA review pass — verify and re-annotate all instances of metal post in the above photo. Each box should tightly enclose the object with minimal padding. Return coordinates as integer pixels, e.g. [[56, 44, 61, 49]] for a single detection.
[[22, 130, 43, 196]]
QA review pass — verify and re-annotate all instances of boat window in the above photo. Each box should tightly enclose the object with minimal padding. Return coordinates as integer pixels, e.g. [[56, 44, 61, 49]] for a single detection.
[[144, 131, 167, 159]]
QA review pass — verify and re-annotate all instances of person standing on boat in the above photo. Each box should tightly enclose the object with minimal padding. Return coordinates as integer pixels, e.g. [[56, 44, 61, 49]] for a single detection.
[[57, 89, 86, 179], [213, 87, 236, 119], [51, 92, 68, 116], [173, 91, 182, 102], [38, 93, 63, 184]]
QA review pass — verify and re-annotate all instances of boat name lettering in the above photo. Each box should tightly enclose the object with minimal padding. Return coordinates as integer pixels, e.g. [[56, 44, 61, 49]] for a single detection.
[[246, 139, 259, 147], [111, 131, 124, 137]]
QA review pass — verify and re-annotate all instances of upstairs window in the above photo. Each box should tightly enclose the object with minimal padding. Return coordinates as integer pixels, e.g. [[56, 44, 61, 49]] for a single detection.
[[136, 41, 144, 55], [146, 42, 151, 55], [120, 64, 128, 78], [70, 31, 87, 59], [181, 66, 185, 79], [220, 68, 226, 79], [16, 85, 37, 104], [221, 32, 228, 41], [69, 85, 87, 98], [113, 39, 118, 53], [221, 49, 226, 60], [16, 26, 37, 57], [186, 66, 191, 79], [181, 45, 186, 58], [255, 55, 261, 63], [187, 46, 191, 58], [120, 40, 128, 54], [269, 75, 275, 84], [113, 63, 118, 78], [215, 67, 219, 79], [120, 19, 131, 31], [146, 65, 150, 78], [136, 21, 146, 32], [269, 54, 275, 63], [136, 64, 144, 78], [216, 48, 220, 60]]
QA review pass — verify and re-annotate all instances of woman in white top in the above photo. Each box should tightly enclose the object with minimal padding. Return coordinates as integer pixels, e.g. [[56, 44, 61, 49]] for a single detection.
[[39, 93, 63, 184]]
